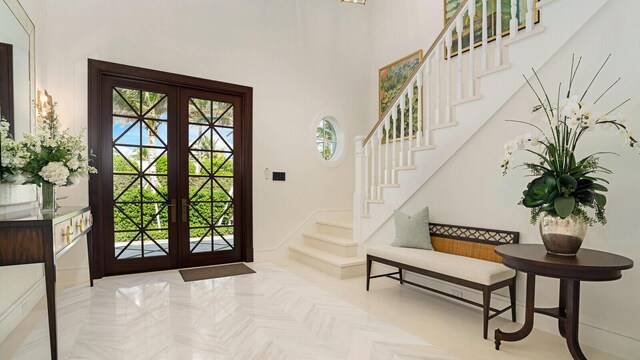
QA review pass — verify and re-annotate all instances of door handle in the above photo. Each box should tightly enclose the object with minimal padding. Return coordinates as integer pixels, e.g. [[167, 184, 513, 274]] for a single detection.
[[181, 198, 189, 222], [168, 199, 177, 223]]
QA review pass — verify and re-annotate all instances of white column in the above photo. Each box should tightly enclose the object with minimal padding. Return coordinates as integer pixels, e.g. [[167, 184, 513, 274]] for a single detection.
[[526, 0, 534, 32], [399, 94, 406, 167], [456, 16, 463, 100], [369, 140, 376, 200], [423, 63, 431, 146], [417, 68, 424, 147], [391, 105, 398, 183], [353, 135, 365, 220], [481, 0, 488, 71], [435, 45, 441, 126], [407, 83, 414, 165], [509, 0, 518, 38], [383, 116, 390, 184], [468, 2, 476, 97], [376, 127, 383, 199], [363, 139, 369, 202], [445, 31, 453, 123], [495, 0, 503, 67]]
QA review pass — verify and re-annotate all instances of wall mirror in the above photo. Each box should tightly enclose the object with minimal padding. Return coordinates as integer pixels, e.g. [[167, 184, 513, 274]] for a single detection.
[[0, 0, 36, 206]]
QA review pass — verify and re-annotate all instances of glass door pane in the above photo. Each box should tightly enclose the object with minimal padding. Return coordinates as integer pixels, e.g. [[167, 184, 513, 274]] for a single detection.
[[186, 97, 235, 254]]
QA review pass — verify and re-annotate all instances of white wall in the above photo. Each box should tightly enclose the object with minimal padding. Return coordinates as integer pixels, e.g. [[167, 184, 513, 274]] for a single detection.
[[38, 0, 372, 259], [379, 0, 640, 356], [368, 0, 444, 126]]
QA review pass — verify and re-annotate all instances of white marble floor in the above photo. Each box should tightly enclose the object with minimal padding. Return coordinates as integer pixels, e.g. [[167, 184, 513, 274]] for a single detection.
[[8, 263, 455, 360]]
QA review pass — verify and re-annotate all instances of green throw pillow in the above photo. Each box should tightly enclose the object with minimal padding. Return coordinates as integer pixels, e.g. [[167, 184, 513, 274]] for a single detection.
[[391, 207, 433, 250]]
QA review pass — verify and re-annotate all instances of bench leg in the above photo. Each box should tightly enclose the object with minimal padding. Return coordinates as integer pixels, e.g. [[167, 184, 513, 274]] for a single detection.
[[366, 256, 372, 291], [509, 279, 517, 322], [483, 288, 491, 340], [399, 268, 403, 284]]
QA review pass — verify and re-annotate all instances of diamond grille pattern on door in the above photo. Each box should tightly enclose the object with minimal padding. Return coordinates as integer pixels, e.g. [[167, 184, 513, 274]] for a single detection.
[[187, 98, 235, 253], [112, 87, 171, 259]]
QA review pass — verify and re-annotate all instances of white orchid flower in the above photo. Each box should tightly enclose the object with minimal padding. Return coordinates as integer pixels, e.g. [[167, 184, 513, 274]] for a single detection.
[[504, 141, 515, 155]]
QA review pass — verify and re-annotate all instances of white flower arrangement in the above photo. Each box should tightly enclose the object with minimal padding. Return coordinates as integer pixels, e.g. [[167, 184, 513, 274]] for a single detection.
[[501, 54, 637, 226], [11, 94, 97, 187], [0, 117, 19, 182]]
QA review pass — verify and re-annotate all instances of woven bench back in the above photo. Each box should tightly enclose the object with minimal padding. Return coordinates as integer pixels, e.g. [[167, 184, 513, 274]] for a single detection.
[[429, 223, 519, 264]]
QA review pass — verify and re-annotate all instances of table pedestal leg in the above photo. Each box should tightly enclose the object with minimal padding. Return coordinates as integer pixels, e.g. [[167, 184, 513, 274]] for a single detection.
[[565, 280, 586, 360], [558, 279, 567, 338], [494, 273, 535, 350]]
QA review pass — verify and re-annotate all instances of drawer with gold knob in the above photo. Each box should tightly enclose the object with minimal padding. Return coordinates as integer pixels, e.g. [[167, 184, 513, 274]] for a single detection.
[[54, 220, 72, 253]]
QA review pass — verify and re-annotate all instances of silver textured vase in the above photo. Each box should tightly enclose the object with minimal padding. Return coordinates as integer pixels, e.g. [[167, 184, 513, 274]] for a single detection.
[[539, 212, 587, 256]]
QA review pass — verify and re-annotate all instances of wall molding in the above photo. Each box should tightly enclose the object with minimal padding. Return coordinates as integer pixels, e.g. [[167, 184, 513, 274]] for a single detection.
[[254, 208, 352, 261], [0, 276, 44, 344], [372, 263, 638, 359]]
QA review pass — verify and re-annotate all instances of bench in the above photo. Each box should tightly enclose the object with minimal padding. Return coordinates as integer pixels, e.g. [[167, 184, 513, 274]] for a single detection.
[[366, 223, 519, 339]]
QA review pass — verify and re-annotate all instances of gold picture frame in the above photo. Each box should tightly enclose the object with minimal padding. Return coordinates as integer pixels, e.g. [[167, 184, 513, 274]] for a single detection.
[[378, 50, 423, 142], [379, 49, 423, 117], [444, 0, 540, 57]]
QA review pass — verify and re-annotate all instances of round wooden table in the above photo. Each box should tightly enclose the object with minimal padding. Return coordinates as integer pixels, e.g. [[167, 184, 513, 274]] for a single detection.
[[493, 244, 633, 360]]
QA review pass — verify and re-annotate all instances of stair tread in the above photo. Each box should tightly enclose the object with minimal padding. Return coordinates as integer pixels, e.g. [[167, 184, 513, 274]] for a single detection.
[[303, 232, 357, 246], [289, 244, 365, 267], [315, 219, 353, 229]]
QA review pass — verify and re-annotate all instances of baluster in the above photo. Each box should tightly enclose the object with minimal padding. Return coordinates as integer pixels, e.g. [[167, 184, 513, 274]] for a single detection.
[[369, 140, 376, 200], [383, 116, 390, 184], [456, 15, 463, 100], [481, 0, 488, 71], [399, 95, 406, 167], [445, 31, 453, 123], [408, 83, 414, 165], [495, 0, 503, 67], [526, 0, 534, 32], [423, 64, 431, 146], [364, 143, 369, 205], [435, 45, 441, 126], [417, 68, 424, 147], [391, 105, 398, 183], [376, 127, 383, 200], [468, 2, 476, 97], [510, 0, 518, 38]]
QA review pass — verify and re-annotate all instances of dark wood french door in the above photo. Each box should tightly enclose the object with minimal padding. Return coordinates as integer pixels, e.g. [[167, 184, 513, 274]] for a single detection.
[[88, 60, 252, 277]]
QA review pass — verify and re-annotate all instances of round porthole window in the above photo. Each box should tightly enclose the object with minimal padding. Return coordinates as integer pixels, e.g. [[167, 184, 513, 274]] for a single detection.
[[316, 118, 337, 160], [312, 113, 346, 167]]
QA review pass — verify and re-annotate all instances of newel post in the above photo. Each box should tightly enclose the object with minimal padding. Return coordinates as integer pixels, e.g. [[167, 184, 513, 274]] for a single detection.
[[353, 135, 365, 243]]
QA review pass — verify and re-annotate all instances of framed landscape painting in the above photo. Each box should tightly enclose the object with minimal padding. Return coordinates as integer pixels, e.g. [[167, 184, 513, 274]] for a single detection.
[[378, 50, 423, 142], [378, 49, 422, 117], [444, 0, 539, 56]]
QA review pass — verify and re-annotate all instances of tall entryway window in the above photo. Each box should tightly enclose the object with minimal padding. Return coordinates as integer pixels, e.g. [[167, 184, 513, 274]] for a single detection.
[[88, 60, 253, 277]]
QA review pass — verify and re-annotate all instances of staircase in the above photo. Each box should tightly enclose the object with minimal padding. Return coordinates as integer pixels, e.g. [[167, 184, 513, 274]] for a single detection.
[[288, 218, 365, 279], [288, 0, 608, 276], [353, 0, 609, 243]]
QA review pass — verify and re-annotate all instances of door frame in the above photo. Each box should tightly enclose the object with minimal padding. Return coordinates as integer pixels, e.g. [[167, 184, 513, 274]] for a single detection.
[[88, 59, 253, 279]]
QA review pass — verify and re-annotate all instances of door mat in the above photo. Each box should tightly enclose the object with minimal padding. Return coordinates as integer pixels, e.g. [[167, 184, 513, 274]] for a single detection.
[[179, 263, 256, 282]]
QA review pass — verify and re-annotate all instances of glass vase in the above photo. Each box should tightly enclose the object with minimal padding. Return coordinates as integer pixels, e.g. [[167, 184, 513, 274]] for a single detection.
[[40, 182, 57, 213], [539, 212, 587, 256]]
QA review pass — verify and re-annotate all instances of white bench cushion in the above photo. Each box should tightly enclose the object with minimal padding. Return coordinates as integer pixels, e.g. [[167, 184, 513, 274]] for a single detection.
[[367, 245, 515, 286]]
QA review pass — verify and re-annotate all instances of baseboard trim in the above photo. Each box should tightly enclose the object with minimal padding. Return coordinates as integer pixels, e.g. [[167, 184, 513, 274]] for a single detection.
[[0, 277, 45, 343], [371, 263, 638, 358], [254, 208, 352, 256]]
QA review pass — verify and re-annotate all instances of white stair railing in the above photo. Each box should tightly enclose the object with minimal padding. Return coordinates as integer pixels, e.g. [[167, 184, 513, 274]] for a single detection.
[[355, 0, 538, 220]]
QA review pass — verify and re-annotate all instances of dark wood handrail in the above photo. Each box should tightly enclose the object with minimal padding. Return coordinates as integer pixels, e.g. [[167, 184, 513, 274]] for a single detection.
[[363, 0, 470, 146]]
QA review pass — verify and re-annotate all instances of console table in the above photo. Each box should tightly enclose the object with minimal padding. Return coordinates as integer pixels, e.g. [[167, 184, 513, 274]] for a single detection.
[[494, 244, 633, 360], [0, 206, 93, 360]]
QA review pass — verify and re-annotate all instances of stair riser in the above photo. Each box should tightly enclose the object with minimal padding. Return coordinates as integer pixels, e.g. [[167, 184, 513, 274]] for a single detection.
[[316, 223, 353, 239], [303, 236, 357, 257], [289, 249, 365, 279]]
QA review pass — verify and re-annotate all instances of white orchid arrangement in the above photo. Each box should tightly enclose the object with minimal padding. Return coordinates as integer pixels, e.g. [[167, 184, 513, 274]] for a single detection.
[[0, 117, 20, 182], [501, 55, 637, 226], [12, 96, 96, 187]]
